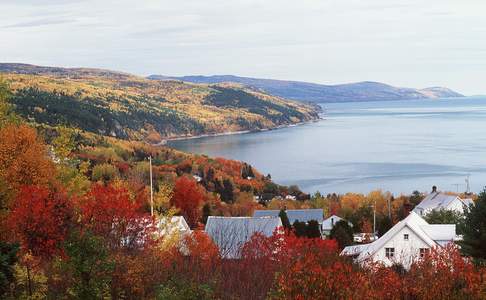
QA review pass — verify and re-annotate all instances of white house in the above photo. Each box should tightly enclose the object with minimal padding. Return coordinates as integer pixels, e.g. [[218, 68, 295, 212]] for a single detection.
[[157, 216, 191, 236], [341, 211, 459, 269], [205, 216, 283, 259], [413, 186, 474, 216], [321, 215, 352, 236]]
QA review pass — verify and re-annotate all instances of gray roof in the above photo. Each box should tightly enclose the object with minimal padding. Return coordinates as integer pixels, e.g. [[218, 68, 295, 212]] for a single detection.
[[413, 192, 460, 213], [253, 209, 324, 224], [205, 216, 282, 259], [420, 224, 456, 241]]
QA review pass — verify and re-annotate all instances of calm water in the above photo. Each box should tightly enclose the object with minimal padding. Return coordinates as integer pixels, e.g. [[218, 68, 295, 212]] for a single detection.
[[169, 97, 486, 195]]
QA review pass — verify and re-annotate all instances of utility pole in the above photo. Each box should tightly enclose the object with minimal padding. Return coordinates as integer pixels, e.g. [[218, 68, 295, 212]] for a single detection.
[[387, 197, 391, 220], [149, 156, 154, 217], [373, 200, 376, 241]]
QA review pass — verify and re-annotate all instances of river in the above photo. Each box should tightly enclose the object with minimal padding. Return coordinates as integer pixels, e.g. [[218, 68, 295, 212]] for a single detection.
[[169, 97, 486, 195]]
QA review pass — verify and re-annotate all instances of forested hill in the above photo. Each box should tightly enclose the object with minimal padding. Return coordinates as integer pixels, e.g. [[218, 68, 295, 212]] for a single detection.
[[149, 74, 464, 103], [0, 63, 320, 143]]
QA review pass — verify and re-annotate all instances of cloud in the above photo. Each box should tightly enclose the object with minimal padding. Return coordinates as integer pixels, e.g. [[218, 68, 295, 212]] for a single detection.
[[2, 0, 86, 6], [3, 17, 75, 28], [0, 0, 486, 94]]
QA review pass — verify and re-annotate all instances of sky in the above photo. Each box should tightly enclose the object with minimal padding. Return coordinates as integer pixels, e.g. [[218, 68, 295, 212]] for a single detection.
[[1, 0, 486, 94]]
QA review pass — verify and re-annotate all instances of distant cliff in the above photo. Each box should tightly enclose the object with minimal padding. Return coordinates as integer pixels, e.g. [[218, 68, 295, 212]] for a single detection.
[[148, 75, 464, 103]]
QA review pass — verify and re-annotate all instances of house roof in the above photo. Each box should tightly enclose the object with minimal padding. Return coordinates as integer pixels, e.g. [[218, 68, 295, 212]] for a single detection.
[[341, 244, 369, 256], [462, 198, 475, 207], [413, 192, 460, 213], [253, 209, 324, 224], [205, 216, 282, 259], [341, 212, 456, 262], [321, 215, 352, 231]]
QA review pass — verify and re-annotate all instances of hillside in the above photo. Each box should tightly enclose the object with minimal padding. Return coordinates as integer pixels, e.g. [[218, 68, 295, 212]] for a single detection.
[[148, 74, 464, 103], [0, 63, 320, 143]]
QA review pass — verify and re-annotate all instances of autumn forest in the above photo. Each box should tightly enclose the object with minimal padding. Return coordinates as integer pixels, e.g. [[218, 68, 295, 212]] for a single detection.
[[1, 64, 486, 300]]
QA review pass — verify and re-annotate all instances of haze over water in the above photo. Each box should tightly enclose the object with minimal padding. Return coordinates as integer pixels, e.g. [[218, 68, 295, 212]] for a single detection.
[[169, 97, 486, 195]]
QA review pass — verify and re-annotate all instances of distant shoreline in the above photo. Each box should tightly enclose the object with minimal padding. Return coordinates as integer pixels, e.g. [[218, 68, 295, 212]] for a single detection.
[[156, 117, 323, 146]]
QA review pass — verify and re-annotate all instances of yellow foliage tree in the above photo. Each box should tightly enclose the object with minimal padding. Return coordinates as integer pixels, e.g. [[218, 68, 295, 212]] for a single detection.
[[154, 182, 174, 216]]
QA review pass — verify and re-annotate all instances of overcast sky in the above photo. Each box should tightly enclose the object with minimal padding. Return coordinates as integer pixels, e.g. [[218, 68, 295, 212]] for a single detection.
[[1, 0, 486, 94]]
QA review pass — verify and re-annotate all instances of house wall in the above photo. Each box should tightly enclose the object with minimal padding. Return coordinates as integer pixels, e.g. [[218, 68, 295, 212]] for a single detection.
[[371, 225, 431, 268]]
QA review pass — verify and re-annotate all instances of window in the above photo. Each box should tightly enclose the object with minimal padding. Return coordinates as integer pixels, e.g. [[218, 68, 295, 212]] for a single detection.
[[404, 234, 409, 241], [385, 247, 395, 258], [419, 248, 429, 258]]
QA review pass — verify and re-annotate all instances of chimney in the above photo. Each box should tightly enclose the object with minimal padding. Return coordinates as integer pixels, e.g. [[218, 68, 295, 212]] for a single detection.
[[432, 186, 437, 193]]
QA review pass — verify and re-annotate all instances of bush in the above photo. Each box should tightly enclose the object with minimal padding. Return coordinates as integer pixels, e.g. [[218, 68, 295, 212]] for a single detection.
[[91, 163, 119, 183], [156, 278, 214, 300]]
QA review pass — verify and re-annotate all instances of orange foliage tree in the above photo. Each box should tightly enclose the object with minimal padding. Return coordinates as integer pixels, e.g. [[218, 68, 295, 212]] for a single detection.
[[0, 124, 55, 192]]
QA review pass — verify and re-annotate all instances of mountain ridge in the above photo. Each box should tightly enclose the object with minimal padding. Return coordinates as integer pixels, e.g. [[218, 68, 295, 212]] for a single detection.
[[0, 63, 320, 143], [148, 74, 464, 103]]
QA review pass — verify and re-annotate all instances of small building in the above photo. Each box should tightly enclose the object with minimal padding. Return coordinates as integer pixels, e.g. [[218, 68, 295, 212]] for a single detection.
[[413, 186, 473, 216], [321, 215, 352, 236], [192, 175, 203, 182], [205, 216, 282, 259], [341, 211, 459, 269]]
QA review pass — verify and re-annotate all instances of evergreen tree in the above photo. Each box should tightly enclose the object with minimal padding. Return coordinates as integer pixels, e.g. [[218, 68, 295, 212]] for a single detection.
[[307, 220, 322, 238], [247, 165, 255, 178], [460, 188, 486, 265], [202, 203, 211, 225], [0, 241, 18, 297], [293, 221, 307, 237], [410, 190, 423, 206], [206, 168, 215, 182], [377, 215, 393, 237], [279, 209, 291, 230], [221, 179, 234, 204], [330, 220, 353, 249], [425, 209, 465, 234]]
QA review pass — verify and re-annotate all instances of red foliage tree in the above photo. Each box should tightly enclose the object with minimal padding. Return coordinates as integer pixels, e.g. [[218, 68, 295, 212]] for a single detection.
[[170, 176, 205, 228], [159, 230, 220, 290], [8, 185, 73, 260], [403, 244, 483, 299], [269, 233, 374, 299], [222, 232, 281, 299], [367, 266, 403, 300], [79, 184, 155, 252]]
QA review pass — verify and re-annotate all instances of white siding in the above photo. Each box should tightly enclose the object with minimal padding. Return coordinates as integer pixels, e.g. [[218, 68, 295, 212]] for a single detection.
[[371, 225, 430, 268]]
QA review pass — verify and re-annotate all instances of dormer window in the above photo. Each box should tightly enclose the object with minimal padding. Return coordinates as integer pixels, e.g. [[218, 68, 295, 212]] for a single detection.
[[404, 234, 409, 241]]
